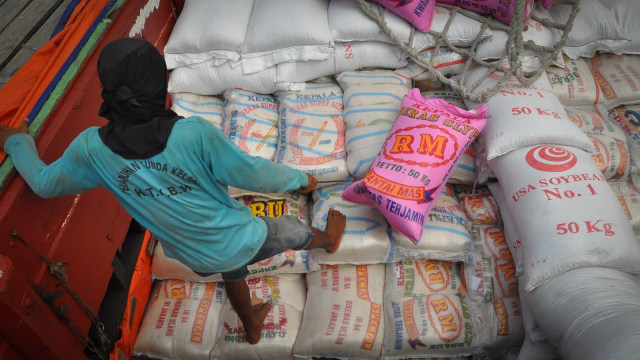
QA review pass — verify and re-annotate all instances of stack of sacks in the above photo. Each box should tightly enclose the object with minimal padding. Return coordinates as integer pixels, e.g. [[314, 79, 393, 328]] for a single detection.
[[210, 274, 307, 360], [133, 280, 227, 360], [335, 70, 412, 179], [293, 264, 386, 359], [455, 185, 523, 357], [275, 81, 349, 183], [381, 259, 474, 359], [487, 144, 640, 358], [150, 192, 316, 282]]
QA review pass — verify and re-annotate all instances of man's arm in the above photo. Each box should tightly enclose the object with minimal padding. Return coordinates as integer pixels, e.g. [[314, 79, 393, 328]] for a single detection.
[[1, 120, 100, 197]]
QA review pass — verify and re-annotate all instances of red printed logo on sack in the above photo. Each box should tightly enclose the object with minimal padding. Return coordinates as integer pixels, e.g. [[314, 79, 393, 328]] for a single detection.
[[425, 294, 463, 343], [525, 146, 577, 172], [415, 260, 451, 293]]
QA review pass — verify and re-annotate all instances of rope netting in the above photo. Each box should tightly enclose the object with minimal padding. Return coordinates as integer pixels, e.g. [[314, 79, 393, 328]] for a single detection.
[[354, 0, 581, 103]]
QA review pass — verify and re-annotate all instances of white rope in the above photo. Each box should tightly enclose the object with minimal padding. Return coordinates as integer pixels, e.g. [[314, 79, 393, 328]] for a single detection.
[[354, 0, 581, 103]]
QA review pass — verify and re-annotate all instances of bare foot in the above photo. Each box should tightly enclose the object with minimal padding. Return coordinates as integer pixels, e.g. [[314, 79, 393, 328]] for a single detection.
[[324, 208, 346, 253], [244, 302, 272, 344]]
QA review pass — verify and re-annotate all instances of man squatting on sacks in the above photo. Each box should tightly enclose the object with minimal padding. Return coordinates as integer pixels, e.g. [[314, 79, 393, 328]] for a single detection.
[[0, 38, 346, 345]]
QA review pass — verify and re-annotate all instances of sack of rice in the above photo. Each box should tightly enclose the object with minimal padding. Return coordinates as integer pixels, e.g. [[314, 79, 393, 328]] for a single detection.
[[240, 0, 333, 74], [609, 180, 640, 234], [293, 264, 386, 359], [311, 183, 392, 264], [588, 53, 640, 110], [401, 48, 467, 81], [339, 76, 411, 179], [223, 89, 279, 161], [151, 242, 318, 282], [471, 297, 524, 350], [275, 82, 349, 182], [487, 182, 524, 276], [133, 280, 226, 360], [470, 223, 513, 264], [336, 69, 413, 88], [163, 0, 251, 68], [566, 106, 631, 182], [382, 261, 473, 359], [516, 277, 561, 360], [436, 0, 534, 25], [391, 184, 473, 263], [276, 41, 409, 86], [608, 104, 640, 182], [456, 187, 502, 226], [210, 274, 306, 360], [463, 66, 594, 161], [170, 93, 224, 131], [547, 58, 601, 106], [488, 144, 640, 291], [524, 267, 640, 360], [461, 253, 518, 303], [343, 89, 488, 244]]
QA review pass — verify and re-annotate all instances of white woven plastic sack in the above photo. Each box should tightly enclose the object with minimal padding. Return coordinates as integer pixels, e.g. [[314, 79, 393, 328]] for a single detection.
[[133, 280, 226, 360], [401, 47, 467, 81], [463, 66, 594, 160], [223, 89, 279, 161], [151, 242, 317, 282], [488, 144, 640, 291], [487, 182, 524, 276], [471, 297, 524, 351], [517, 279, 560, 360], [525, 267, 640, 360], [609, 0, 640, 54], [608, 104, 640, 182], [276, 41, 409, 87], [311, 183, 392, 264], [293, 264, 386, 360], [382, 261, 473, 359], [541, 0, 630, 59], [476, 17, 563, 72], [210, 274, 306, 360], [170, 93, 224, 131], [462, 252, 518, 303], [456, 187, 501, 226], [336, 69, 413, 87], [589, 53, 640, 110], [240, 0, 334, 74], [391, 184, 473, 263], [546, 57, 601, 106], [168, 60, 303, 96], [609, 180, 640, 235], [275, 82, 349, 182], [566, 106, 631, 182], [338, 74, 411, 179], [470, 224, 513, 264], [163, 0, 252, 69]]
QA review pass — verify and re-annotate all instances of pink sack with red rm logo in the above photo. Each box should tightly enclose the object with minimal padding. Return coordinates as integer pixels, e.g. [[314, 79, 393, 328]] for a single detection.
[[343, 89, 488, 244]]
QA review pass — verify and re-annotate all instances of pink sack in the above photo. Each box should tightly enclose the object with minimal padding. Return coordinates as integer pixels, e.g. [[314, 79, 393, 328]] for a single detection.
[[436, 0, 535, 25], [342, 89, 488, 244], [369, 0, 436, 32]]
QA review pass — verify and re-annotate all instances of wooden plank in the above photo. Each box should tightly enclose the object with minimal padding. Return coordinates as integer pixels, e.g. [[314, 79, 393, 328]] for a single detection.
[[0, 0, 30, 34], [0, 0, 70, 88], [0, 0, 66, 70]]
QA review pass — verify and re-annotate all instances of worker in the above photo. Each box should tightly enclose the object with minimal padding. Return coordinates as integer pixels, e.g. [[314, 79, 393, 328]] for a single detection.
[[0, 37, 346, 345]]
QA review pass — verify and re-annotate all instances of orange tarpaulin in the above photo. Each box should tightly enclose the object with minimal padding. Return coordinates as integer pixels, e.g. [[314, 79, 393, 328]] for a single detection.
[[0, 0, 111, 161]]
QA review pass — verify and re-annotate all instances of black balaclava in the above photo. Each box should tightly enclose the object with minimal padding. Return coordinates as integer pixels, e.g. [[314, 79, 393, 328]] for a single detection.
[[97, 37, 182, 159]]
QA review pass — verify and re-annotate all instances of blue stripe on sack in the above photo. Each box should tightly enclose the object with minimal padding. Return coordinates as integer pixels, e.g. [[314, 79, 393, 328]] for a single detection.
[[286, 142, 345, 157], [235, 114, 278, 127], [343, 108, 398, 117], [232, 101, 279, 115], [344, 92, 403, 106], [456, 162, 476, 172], [177, 96, 224, 107], [346, 129, 389, 148], [288, 122, 339, 134], [352, 156, 377, 175], [423, 225, 472, 239], [337, 73, 408, 84]]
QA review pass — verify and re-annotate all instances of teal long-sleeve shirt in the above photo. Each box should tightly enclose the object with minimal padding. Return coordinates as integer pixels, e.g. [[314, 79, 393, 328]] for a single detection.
[[4, 116, 308, 273]]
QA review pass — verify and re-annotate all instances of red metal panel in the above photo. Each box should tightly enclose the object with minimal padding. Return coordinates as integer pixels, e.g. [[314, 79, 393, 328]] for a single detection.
[[0, 0, 179, 358]]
